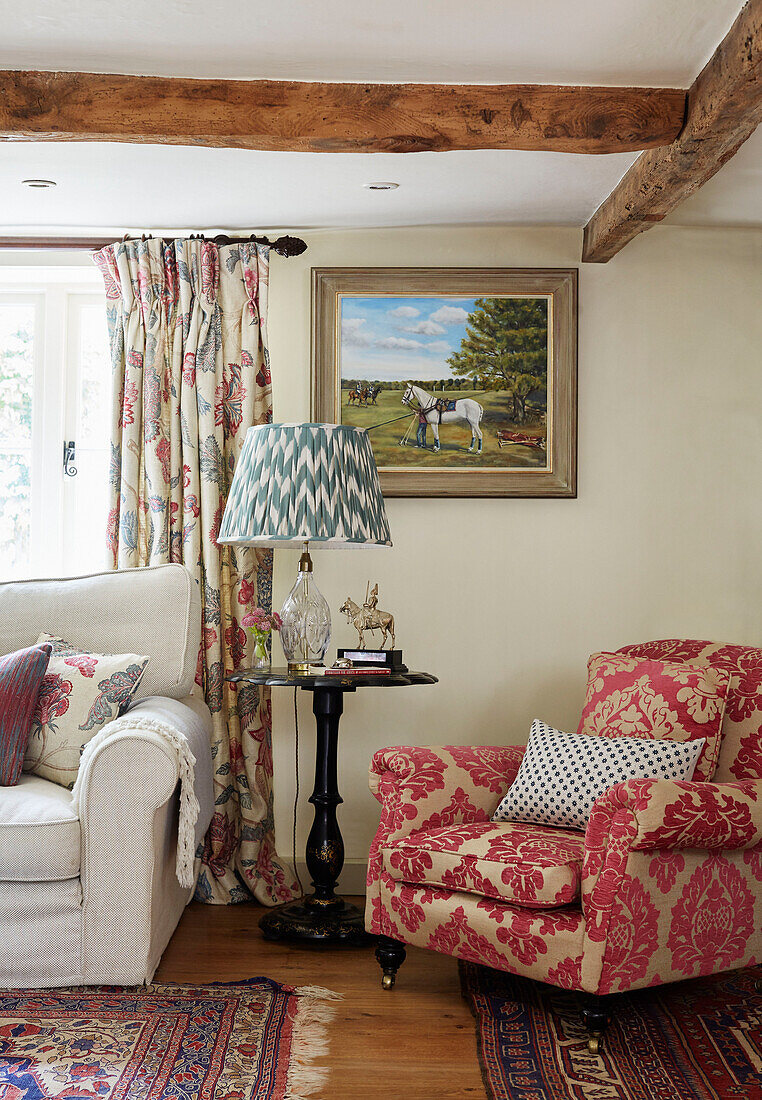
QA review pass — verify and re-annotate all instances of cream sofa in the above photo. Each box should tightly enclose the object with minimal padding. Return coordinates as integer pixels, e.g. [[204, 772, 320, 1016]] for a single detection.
[[0, 564, 214, 988]]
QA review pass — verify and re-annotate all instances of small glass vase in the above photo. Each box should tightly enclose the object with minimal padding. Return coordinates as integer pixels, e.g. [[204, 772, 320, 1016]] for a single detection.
[[252, 638, 270, 671]]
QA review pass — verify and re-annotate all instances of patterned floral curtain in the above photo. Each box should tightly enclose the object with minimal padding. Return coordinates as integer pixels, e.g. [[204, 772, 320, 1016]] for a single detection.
[[93, 238, 298, 906]]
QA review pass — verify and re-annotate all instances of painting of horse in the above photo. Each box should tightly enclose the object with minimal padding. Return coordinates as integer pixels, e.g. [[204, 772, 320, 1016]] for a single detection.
[[312, 268, 577, 497]]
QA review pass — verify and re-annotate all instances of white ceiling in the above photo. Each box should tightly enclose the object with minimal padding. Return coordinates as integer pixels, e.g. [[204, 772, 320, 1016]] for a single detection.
[[0, 0, 740, 85], [0, 143, 639, 233], [0, 0, 757, 235]]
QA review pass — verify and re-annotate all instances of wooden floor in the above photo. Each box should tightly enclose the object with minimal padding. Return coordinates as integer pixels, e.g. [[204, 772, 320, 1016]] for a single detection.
[[157, 899, 485, 1099]]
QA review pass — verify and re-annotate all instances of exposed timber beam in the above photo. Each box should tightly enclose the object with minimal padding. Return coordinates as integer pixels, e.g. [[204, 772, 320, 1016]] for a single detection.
[[583, 0, 762, 262], [0, 70, 686, 155]]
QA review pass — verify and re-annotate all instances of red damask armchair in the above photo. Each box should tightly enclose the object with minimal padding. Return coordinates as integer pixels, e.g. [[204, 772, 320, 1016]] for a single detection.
[[366, 640, 762, 1053]]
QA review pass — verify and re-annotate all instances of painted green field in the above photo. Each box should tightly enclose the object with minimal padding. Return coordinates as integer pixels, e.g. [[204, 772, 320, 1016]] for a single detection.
[[341, 389, 547, 469]]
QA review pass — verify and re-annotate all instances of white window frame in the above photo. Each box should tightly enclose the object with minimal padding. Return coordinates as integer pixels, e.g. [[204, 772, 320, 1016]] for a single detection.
[[0, 262, 110, 580]]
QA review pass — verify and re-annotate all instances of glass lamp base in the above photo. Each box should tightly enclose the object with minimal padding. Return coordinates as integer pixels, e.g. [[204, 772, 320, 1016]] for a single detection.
[[280, 560, 331, 668]]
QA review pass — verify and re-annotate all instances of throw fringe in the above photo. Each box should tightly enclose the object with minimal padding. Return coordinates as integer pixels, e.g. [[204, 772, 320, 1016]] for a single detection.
[[72, 714, 200, 889], [285, 986, 343, 1100]]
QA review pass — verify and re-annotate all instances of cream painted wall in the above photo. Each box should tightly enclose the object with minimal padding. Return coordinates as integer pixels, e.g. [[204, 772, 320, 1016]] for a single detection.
[[267, 224, 762, 888]]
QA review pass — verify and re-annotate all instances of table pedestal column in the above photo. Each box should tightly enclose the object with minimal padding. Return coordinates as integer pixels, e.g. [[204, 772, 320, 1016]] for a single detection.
[[259, 685, 370, 945]]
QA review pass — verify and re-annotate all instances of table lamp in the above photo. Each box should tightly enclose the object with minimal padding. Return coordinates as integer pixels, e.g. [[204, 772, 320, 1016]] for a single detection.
[[218, 423, 392, 672]]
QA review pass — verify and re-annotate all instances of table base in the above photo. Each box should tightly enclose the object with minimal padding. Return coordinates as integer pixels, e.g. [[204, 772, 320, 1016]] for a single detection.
[[259, 897, 372, 946]]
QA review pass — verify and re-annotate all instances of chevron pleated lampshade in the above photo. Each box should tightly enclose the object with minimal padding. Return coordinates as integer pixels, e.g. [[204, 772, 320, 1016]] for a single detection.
[[219, 423, 392, 548]]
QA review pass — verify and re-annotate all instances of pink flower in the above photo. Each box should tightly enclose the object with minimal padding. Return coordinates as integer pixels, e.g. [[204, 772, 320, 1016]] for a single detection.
[[242, 606, 280, 634]]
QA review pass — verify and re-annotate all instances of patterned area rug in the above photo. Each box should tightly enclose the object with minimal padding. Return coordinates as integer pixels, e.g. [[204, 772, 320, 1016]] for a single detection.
[[461, 961, 762, 1100], [0, 978, 339, 1099]]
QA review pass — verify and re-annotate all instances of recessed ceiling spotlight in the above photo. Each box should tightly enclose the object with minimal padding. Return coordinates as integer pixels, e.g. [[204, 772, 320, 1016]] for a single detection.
[[363, 182, 399, 191], [22, 178, 57, 189]]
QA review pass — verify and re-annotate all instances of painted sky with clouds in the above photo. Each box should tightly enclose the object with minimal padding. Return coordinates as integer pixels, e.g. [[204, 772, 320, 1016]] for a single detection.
[[340, 296, 476, 381]]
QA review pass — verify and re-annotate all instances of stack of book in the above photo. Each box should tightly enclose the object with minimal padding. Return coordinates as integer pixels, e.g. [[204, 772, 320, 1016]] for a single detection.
[[324, 665, 391, 677]]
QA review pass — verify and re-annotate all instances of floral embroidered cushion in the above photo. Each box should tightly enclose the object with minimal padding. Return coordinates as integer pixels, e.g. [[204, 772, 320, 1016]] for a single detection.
[[492, 719, 704, 831], [23, 635, 149, 789], [577, 652, 731, 781], [0, 644, 52, 786]]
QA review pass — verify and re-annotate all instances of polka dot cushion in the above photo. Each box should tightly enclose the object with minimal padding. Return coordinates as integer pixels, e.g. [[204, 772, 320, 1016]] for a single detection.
[[492, 719, 705, 831]]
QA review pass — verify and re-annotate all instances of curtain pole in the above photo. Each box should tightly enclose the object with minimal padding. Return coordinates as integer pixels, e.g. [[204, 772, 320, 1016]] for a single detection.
[[0, 233, 308, 258]]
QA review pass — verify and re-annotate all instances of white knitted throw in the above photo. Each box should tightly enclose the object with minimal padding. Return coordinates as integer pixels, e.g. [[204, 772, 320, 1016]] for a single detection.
[[72, 715, 200, 889]]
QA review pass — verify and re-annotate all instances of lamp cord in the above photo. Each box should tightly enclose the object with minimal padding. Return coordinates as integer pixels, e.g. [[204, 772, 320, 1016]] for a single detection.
[[292, 688, 304, 899]]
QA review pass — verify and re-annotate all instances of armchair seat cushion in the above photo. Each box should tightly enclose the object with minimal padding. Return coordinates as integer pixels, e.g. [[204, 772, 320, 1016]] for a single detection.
[[382, 820, 585, 908], [0, 775, 80, 882]]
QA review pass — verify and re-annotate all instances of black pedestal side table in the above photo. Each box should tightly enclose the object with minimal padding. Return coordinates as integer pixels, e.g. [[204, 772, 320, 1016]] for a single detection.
[[226, 666, 437, 946]]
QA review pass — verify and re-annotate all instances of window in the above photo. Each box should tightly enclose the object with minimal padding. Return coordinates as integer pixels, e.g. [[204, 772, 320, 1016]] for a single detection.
[[0, 265, 111, 581]]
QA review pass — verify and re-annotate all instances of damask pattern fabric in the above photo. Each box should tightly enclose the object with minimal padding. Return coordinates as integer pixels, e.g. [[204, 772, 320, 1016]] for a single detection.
[[578, 651, 730, 780], [23, 634, 148, 789], [492, 719, 704, 830], [376, 875, 587, 987], [367, 745, 527, 930], [617, 639, 762, 782], [367, 732, 762, 996], [94, 238, 296, 905], [0, 645, 51, 785], [383, 819, 585, 907], [581, 775, 762, 994]]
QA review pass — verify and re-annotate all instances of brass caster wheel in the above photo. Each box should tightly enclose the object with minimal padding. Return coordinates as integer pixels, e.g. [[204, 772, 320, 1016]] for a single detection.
[[381, 972, 395, 990], [587, 1035, 602, 1056]]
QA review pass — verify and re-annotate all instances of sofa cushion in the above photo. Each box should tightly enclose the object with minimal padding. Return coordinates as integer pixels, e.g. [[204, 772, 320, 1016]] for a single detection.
[[0, 775, 80, 881], [23, 636, 148, 790], [0, 644, 51, 785], [578, 651, 730, 781], [382, 820, 585, 908]]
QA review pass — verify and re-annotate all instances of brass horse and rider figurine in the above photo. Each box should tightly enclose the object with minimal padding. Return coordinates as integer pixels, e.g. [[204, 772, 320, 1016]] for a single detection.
[[339, 583, 396, 650]]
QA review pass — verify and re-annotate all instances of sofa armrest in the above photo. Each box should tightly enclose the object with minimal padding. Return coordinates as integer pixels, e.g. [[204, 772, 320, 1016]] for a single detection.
[[76, 695, 213, 984], [369, 745, 525, 843]]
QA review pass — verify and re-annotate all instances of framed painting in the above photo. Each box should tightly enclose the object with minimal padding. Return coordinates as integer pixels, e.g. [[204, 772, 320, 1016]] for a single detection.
[[312, 267, 577, 498]]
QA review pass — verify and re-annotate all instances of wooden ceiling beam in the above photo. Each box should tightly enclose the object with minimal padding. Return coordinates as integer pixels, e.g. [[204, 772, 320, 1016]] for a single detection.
[[0, 70, 686, 155], [583, 0, 762, 262]]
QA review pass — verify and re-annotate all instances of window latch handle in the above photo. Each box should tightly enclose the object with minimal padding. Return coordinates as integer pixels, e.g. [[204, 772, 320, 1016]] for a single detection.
[[63, 440, 77, 478]]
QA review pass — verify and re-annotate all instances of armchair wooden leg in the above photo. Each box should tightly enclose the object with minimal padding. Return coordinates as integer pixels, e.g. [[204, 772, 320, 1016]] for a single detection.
[[375, 936, 407, 989], [581, 995, 612, 1055]]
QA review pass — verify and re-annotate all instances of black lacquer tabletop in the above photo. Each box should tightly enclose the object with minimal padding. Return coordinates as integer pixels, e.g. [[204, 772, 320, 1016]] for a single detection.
[[227, 666, 437, 689]]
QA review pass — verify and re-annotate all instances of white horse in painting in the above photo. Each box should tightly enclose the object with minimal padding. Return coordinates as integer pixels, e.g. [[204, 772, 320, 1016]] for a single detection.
[[402, 383, 484, 454]]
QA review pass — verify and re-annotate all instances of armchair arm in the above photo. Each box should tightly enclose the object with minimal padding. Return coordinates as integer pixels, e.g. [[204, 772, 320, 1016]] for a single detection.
[[580, 775, 762, 995], [582, 775, 762, 938], [584, 776, 762, 858], [76, 695, 214, 984], [369, 744, 525, 843], [613, 776, 762, 852]]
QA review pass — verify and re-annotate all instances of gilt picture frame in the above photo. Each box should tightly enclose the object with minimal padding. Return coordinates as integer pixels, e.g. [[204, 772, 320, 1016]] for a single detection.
[[311, 267, 577, 498]]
